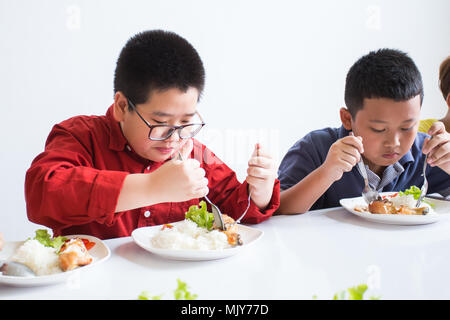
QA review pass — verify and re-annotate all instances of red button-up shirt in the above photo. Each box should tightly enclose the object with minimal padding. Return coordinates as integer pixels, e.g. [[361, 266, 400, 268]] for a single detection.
[[25, 105, 280, 239]]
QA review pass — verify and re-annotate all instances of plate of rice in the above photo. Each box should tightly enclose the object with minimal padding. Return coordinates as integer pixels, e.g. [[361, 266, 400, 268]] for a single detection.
[[132, 220, 264, 261], [0, 233, 110, 287], [340, 191, 449, 225]]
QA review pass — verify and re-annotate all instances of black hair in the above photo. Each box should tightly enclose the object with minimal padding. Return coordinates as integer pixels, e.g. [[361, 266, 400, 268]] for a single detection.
[[114, 30, 205, 108], [344, 48, 423, 118]]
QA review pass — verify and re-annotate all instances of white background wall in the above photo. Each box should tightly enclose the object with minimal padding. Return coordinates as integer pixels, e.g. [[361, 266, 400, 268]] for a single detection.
[[1, 0, 449, 241]]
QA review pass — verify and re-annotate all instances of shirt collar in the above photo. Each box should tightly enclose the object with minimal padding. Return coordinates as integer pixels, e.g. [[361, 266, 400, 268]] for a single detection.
[[106, 104, 129, 152], [340, 125, 415, 190]]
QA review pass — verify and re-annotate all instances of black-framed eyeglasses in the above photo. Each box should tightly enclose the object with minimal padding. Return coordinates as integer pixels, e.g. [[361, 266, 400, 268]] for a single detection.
[[127, 99, 206, 141]]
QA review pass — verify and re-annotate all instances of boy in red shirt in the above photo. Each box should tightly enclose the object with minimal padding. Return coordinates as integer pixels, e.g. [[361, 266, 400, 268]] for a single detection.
[[25, 30, 280, 239]]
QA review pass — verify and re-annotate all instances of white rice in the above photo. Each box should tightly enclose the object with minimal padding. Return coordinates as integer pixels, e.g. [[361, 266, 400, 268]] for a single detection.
[[10, 239, 62, 276], [390, 194, 417, 208], [151, 220, 231, 250], [390, 194, 434, 213]]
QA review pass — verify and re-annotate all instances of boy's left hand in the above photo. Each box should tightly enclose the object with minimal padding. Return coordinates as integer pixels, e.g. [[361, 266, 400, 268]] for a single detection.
[[246, 143, 278, 210], [423, 121, 450, 174]]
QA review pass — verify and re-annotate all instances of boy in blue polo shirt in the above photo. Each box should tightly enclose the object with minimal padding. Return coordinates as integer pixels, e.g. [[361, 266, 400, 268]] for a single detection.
[[277, 49, 450, 213]]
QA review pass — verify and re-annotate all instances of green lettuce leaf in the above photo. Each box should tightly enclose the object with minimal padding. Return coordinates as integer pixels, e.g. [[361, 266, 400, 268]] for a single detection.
[[398, 185, 422, 199], [33, 229, 67, 253], [138, 291, 163, 300], [185, 201, 214, 230], [398, 186, 434, 208], [174, 278, 198, 300]]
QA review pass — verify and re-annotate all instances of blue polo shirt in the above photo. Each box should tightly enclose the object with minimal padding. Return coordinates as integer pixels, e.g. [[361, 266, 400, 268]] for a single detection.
[[278, 126, 450, 210]]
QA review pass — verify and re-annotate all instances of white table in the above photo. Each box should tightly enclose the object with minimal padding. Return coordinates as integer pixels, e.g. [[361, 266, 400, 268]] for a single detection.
[[2, 206, 450, 300]]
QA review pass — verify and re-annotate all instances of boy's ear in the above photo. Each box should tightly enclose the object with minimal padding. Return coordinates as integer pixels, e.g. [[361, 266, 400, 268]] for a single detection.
[[339, 107, 353, 130], [113, 92, 129, 122]]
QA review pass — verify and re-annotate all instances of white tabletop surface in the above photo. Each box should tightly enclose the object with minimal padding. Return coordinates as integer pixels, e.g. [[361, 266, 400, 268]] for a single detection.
[[2, 205, 450, 300]]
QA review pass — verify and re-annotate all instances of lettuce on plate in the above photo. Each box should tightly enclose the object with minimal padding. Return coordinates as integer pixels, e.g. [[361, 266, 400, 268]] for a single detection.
[[185, 201, 214, 230], [398, 186, 434, 207], [32, 229, 67, 253]]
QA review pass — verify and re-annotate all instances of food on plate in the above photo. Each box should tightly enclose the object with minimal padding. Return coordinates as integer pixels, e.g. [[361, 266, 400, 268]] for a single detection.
[[59, 238, 93, 271], [4, 230, 95, 276], [354, 186, 433, 215], [151, 201, 242, 250]]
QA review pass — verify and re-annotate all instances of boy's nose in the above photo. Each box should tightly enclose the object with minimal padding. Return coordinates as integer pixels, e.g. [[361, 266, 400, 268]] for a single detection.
[[384, 132, 400, 147], [166, 129, 182, 142]]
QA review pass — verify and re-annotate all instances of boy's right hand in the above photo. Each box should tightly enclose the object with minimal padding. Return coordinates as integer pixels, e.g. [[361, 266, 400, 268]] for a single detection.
[[150, 139, 209, 203], [322, 134, 364, 181]]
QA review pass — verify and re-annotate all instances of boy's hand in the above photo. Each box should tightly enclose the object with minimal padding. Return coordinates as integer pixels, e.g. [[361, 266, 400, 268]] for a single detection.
[[423, 121, 450, 174], [322, 134, 364, 181], [246, 143, 277, 210], [151, 139, 209, 203]]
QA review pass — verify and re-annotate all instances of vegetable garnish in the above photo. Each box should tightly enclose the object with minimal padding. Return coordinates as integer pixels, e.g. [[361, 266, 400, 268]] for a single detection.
[[80, 238, 96, 250], [333, 284, 380, 300], [185, 201, 214, 231], [398, 185, 421, 199], [138, 278, 198, 300], [161, 224, 174, 230], [398, 186, 434, 207], [32, 229, 67, 253], [174, 278, 198, 300]]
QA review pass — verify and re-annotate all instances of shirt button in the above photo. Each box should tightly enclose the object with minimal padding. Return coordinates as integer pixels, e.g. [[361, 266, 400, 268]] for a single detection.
[[126, 145, 131, 151], [146, 165, 151, 171], [144, 210, 151, 218]]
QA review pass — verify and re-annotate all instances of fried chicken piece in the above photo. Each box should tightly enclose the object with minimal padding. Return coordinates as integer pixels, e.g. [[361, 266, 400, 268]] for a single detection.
[[396, 206, 429, 215], [368, 199, 429, 215], [368, 199, 397, 214], [59, 238, 93, 272]]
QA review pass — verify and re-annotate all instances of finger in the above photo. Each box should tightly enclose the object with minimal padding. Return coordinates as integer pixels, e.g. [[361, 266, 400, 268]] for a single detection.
[[245, 175, 265, 187], [251, 143, 274, 158], [247, 166, 274, 179], [192, 167, 206, 179], [191, 186, 209, 198], [178, 138, 194, 160], [339, 152, 359, 168], [428, 140, 450, 165], [423, 132, 449, 154], [184, 158, 201, 169], [342, 135, 364, 154], [251, 143, 260, 157], [428, 121, 446, 136], [248, 156, 273, 169], [338, 143, 362, 163], [429, 152, 450, 167]]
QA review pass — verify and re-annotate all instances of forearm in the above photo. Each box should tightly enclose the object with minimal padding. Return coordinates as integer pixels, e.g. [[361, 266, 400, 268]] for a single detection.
[[114, 173, 160, 212], [277, 165, 335, 214]]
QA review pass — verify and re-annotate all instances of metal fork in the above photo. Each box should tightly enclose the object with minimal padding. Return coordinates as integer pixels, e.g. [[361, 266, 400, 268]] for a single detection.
[[203, 195, 225, 231], [415, 153, 429, 208], [233, 192, 252, 225], [176, 151, 225, 230], [350, 132, 380, 204], [231, 145, 259, 225], [356, 158, 380, 204]]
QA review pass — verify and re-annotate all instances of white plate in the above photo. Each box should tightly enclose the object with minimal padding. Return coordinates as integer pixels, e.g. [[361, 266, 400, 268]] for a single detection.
[[0, 234, 110, 287], [132, 222, 264, 261], [339, 193, 450, 225]]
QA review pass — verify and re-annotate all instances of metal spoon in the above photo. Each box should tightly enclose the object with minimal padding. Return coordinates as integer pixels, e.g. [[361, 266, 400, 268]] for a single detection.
[[0, 260, 36, 277]]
